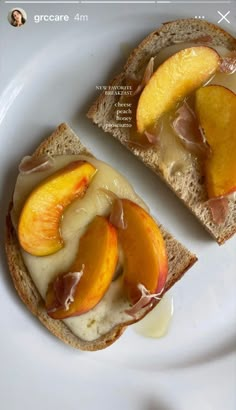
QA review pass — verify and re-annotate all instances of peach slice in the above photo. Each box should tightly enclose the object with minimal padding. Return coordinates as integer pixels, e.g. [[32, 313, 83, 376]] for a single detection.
[[18, 161, 97, 256], [136, 47, 220, 134], [46, 215, 118, 319], [115, 199, 168, 304], [195, 85, 236, 198]]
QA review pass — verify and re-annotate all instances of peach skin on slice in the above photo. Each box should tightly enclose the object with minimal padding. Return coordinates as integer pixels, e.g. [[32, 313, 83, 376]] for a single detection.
[[136, 47, 220, 134], [195, 85, 236, 198], [115, 199, 168, 304], [46, 215, 118, 319], [18, 161, 97, 256]]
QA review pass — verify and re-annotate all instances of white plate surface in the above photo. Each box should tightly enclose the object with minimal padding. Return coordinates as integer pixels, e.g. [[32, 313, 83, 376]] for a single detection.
[[0, 2, 236, 410]]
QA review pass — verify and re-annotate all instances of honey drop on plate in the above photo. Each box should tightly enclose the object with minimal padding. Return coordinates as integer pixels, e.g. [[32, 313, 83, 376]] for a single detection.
[[133, 293, 174, 339]]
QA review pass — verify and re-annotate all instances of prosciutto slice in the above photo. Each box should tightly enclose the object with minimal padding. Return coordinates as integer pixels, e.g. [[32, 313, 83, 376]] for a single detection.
[[219, 51, 236, 74], [207, 197, 229, 225], [172, 101, 211, 157], [192, 35, 213, 44], [144, 119, 163, 146], [19, 155, 54, 174], [110, 198, 127, 229], [132, 57, 154, 96], [125, 283, 162, 318], [48, 269, 84, 313]]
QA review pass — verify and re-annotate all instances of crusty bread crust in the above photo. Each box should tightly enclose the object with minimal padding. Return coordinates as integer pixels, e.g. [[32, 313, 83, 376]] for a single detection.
[[5, 123, 197, 350], [87, 19, 236, 244]]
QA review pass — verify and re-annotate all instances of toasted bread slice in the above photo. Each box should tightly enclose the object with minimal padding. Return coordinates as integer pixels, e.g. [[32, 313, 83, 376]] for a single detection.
[[5, 123, 197, 350], [87, 19, 236, 244]]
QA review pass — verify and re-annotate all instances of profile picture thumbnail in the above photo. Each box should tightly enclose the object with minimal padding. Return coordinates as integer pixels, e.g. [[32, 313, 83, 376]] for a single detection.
[[8, 8, 27, 28]]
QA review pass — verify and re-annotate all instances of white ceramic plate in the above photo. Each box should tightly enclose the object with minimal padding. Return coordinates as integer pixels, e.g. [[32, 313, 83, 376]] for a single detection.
[[0, 2, 236, 410]]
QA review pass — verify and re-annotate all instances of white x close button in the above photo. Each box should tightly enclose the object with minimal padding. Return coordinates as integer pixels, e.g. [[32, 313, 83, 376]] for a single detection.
[[217, 11, 231, 24]]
